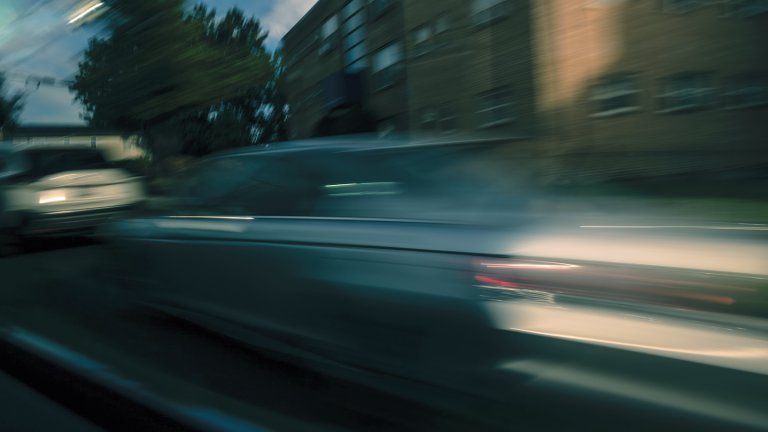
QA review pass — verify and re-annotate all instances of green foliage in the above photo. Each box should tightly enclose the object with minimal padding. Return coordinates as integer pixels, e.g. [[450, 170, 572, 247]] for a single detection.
[[0, 73, 24, 133], [70, 0, 281, 157]]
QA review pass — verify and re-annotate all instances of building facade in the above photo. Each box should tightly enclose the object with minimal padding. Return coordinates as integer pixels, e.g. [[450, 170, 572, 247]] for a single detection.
[[282, 0, 410, 140], [282, 0, 768, 181], [533, 0, 768, 180], [402, 0, 536, 140]]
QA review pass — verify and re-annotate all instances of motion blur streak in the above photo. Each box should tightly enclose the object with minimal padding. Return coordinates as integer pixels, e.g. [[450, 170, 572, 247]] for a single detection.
[[639, 290, 735, 305], [500, 359, 768, 430], [508, 233, 768, 275], [480, 262, 580, 269], [177, 407, 272, 432], [67, 2, 104, 24], [167, 216, 255, 220], [475, 276, 521, 288], [154, 220, 246, 232], [581, 226, 768, 231], [485, 302, 768, 374]]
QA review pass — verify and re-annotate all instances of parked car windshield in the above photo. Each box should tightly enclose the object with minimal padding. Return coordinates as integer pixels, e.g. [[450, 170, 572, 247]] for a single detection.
[[22, 149, 107, 177]]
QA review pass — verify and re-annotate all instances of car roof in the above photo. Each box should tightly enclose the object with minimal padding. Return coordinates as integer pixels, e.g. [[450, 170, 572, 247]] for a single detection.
[[208, 133, 527, 159], [0, 144, 99, 155]]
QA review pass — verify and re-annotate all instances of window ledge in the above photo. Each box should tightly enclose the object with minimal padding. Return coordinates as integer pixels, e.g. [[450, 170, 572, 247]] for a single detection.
[[370, 5, 395, 22], [374, 81, 401, 92], [477, 119, 513, 129], [471, 14, 509, 30], [590, 107, 640, 118], [723, 102, 768, 110], [656, 105, 706, 114], [660, 9, 701, 15], [720, 10, 768, 19]]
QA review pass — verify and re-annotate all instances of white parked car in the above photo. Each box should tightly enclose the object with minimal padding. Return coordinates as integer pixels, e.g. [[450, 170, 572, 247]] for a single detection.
[[0, 144, 145, 253]]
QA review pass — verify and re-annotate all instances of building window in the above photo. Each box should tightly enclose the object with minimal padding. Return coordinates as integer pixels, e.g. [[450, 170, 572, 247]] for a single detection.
[[289, 34, 318, 67], [413, 26, 432, 57], [658, 73, 710, 113], [341, 5, 367, 72], [341, 0, 364, 21], [661, 0, 703, 13], [435, 15, 451, 34], [372, 43, 403, 89], [592, 74, 640, 117], [418, 107, 437, 131], [343, 43, 367, 66], [318, 38, 335, 55], [346, 57, 368, 72], [342, 10, 366, 35], [90, 136, 97, 148], [318, 15, 339, 55], [377, 116, 398, 137], [321, 15, 338, 39], [724, 0, 768, 17], [723, 76, 768, 109], [370, 0, 394, 18], [476, 88, 513, 128], [471, 0, 508, 27], [343, 26, 366, 51], [438, 103, 458, 134]]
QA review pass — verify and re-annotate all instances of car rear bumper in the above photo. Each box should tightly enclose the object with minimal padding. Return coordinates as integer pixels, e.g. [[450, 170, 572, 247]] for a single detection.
[[19, 205, 137, 237]]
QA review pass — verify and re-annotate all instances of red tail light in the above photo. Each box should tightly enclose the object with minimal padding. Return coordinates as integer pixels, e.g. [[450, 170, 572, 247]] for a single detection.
[[472, 257, 754, 314]]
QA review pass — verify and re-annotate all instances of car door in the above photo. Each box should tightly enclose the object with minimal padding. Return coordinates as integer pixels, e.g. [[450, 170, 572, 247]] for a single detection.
[[139, 153, 324, 336]]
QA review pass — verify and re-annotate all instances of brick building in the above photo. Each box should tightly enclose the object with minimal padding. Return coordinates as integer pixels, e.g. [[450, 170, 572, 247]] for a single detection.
[[533, 0, 768, 181], [282, 0, 410, 139], [282, 0, 768, 181]]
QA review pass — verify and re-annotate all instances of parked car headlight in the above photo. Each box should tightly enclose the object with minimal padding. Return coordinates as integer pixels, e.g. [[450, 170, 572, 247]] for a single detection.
[[38, 190, 66, 204]]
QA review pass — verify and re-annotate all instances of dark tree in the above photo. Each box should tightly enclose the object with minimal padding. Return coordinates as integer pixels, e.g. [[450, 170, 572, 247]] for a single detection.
[[69, 0, 276, 163], [0, 73, 24, 134]]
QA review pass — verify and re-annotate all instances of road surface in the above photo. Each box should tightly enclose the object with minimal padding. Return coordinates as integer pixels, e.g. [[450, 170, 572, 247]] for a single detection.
[[0, 238, 509, 432]]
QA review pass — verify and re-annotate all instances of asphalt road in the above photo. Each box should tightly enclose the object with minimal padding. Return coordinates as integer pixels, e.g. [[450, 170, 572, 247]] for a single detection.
[[0, 239, 510, 432]]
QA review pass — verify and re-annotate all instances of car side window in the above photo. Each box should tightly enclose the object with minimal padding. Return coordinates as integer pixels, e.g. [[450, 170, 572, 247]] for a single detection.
[[167, 155, 318, 217], [310, 148, 527, 222], [311, 153, 414, 219], [5, 153, 30, 175]]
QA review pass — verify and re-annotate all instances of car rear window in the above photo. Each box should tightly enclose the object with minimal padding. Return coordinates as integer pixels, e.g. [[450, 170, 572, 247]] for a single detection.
[[24, 149, 107, 177]]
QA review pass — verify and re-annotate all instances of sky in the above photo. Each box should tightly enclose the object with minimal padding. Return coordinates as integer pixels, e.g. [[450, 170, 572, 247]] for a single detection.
[[0, 0, 318, 126]]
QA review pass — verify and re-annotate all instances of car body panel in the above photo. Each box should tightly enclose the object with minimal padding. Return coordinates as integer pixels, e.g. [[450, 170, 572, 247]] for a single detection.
[[0, 147, 145, 238], [103, 138, 768, 431]]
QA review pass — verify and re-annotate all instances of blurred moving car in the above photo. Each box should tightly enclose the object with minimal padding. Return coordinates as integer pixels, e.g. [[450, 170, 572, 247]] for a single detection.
[[104, 137, 768, 432], [0, 144, 145, 253]]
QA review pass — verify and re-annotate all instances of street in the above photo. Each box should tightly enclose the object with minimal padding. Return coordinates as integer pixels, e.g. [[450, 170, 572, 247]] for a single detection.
[[0, 239, 504, 432]]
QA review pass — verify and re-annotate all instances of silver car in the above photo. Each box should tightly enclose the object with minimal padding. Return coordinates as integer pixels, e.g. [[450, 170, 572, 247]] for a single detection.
[[0, 144, 145, 253], [105, 137, 768, 432]]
